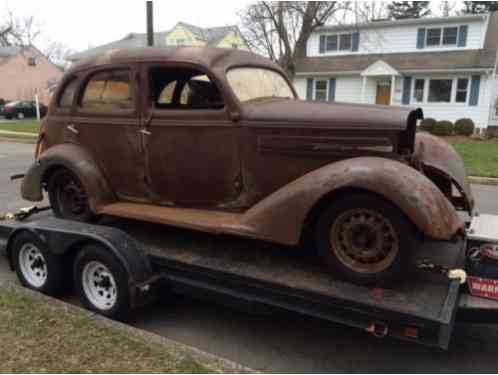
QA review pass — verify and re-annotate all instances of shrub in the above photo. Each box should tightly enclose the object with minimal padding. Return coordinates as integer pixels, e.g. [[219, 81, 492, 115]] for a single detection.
[[432, 120, 454, 136], [419, 118, 437, 133], [454, 118, 475, 136]]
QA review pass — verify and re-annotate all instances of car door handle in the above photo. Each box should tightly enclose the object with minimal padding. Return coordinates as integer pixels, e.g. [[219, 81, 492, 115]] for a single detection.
[[66, 124, 79, 135], [140, 129, 152, 136]]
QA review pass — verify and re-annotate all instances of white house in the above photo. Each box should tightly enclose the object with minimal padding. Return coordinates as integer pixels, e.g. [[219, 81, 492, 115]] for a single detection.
[[294, 13, 498, 131]]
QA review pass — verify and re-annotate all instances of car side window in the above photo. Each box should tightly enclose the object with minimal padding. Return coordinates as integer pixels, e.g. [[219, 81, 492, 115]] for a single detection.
[[149, 67, 223, 110], [58, 78, 79, 108], [80, 69, 133, 111]]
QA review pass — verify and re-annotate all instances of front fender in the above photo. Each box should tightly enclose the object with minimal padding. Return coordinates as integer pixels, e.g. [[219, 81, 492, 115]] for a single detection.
[[21, 143, 115, 212], [240, 157, 464, 246]]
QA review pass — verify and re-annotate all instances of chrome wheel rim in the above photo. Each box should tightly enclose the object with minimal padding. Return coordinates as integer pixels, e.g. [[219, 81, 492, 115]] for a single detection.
[[330, 208, 399, 274], [19, 243, 47, 288], [82, 261, 117, 310]]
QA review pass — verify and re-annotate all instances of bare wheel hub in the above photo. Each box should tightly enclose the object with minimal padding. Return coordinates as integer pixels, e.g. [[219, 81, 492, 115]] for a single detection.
[[330, 209, 399, 274]]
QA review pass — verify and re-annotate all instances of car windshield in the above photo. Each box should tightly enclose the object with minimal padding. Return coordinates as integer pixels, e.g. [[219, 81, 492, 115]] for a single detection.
[[227, 67, 295, 102]]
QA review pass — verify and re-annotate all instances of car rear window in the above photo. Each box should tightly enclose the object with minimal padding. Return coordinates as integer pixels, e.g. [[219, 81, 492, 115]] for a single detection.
[[81, 69, 133, 111], [58, 78, 79, 108]]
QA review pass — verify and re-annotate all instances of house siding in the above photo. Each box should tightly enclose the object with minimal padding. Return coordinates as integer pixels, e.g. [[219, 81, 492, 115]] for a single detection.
[[307, 19, 485, 57], [165, 24, 206, 46], [216, 30, 249, 50], [0, 47, 62, 105]]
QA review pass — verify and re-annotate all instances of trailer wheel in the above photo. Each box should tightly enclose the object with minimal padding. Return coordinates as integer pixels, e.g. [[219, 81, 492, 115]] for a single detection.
[[11, 231, 67, 296], [315, 192, 417, 286], [73, 244, 131, 321]]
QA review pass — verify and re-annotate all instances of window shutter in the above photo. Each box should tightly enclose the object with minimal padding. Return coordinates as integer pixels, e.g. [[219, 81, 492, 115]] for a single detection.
[[319, 35, 326, 54], [469, 75, 481, 106], [402, 76, 412, 105], [352, 32, 360, 52], [306, 78, 314, 100], [458, 25, 468, 47], [328, 78, 336, 101], [416, 28, 426, 49]]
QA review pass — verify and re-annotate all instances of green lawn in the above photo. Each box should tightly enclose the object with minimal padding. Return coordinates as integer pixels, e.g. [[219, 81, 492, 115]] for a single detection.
[[0, 286, 212, 373], [0, 120, 40, 134], [445, 137, 498, 178]]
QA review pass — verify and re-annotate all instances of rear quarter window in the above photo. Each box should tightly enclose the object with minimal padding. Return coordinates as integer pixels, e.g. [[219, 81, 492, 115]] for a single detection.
[[80, 69, 133, 111], [58, 78, 79, 108]]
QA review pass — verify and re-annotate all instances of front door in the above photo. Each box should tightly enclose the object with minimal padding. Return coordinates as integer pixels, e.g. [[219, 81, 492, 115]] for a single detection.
[[376, 81, 391, 105], [72, 66, 148, 202], [141, 64, 241, 207]]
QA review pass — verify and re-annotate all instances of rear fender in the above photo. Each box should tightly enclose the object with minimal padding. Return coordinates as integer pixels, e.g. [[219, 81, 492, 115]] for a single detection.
[[20, 143, 115, 212], [240, 157, 464, 246]]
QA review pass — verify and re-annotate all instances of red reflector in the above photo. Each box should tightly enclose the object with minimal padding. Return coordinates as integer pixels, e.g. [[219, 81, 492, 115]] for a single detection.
[[467, 276, 498, 301]]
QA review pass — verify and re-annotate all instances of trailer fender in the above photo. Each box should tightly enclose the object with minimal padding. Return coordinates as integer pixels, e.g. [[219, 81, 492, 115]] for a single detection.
[[6, 220, 154, 306], [240, 156, 464, 246], [21, 143, 115, 212]]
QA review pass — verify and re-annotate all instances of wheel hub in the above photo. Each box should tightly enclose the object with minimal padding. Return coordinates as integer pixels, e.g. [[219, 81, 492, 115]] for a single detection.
[[18, 243, 47, 288], [330, 209, 399, 274], [82, 261, 117, 310]]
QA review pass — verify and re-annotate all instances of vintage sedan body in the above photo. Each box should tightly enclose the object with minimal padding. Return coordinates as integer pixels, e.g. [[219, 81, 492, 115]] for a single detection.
[[21, 47, 473, 285]]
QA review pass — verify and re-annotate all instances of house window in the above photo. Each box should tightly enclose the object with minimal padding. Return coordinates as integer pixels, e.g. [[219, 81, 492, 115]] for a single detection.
[[455, 78, 469, 103], [176, 38, 185, 46], [426, 27, 458, 47], [232, 43, 239, 49], [326, 35, 338, 51], [315, 80, 328, 101], [324, 33, 351, 52], [428, 79, 452, 102], [413, 79, 425, 102], [442, 27, 458, 45], [339, 34, 352, 51], [27, 57, 36, 66]]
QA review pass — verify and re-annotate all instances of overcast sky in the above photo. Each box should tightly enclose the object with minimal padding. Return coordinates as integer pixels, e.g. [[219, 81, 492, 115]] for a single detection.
[[0, 0, 252, 53]]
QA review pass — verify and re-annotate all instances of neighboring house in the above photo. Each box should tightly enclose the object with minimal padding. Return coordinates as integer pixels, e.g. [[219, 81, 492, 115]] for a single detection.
[[294, 13, 498, 130], [67, 22, 249, 63], [0, 46, 63, 105]]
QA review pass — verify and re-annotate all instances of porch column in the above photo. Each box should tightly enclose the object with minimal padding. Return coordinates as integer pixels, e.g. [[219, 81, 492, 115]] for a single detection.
[[390, 75, 396, 105], [361, 76, 367, 103]]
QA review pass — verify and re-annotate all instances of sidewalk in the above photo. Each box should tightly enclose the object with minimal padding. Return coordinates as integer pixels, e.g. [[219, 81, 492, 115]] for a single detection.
[[0, 129, 37, 138]]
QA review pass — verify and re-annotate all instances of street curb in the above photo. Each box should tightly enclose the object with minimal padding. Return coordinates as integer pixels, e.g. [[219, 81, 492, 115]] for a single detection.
[[468, 176, 498, 186], [0, 136, 36, 144], [0, 130, 38, 137], [2, 282, 255, 374]]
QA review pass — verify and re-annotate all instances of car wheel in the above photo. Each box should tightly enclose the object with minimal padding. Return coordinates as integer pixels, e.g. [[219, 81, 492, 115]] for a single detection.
[[11, 231, 67, 296], [5, 115, 12, 120], [73, 244, 131, 321], [17, 112, 24, 120], [47, 168, 96, 222], [314, 192, 418, 286]]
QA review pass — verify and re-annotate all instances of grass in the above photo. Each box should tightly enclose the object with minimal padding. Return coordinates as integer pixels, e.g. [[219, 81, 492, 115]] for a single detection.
[[0, 286, 212, 373], [0, 119, 41, 134], [444, 136, 498, 178]]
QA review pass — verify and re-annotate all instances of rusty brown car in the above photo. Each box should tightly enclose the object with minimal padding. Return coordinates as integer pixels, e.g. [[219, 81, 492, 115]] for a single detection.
[[21, 47, 474, 285]]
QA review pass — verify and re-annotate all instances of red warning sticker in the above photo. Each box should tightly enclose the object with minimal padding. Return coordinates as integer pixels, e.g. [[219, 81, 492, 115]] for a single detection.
[[467, 276, 498, 301]]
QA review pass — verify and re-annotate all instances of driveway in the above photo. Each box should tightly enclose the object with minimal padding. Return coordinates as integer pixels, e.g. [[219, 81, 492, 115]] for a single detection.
[[2, 141, 498, 372]]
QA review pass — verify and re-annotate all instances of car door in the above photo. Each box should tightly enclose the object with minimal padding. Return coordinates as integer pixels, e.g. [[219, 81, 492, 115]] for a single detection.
[[140, 63, 241, 207], [71, 65, 148, 202]]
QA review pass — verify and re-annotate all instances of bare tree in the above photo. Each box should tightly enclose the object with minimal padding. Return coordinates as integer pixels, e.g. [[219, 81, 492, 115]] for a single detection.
[[353, 1, 390, 22], [239, 1, 346, 78], [43, 40, 74, 69], [439, 1, 459, 17], [0, 11, 41, 46]]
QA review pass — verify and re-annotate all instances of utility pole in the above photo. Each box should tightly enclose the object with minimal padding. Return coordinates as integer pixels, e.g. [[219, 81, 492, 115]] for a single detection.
[[146, 1, 154, 47]]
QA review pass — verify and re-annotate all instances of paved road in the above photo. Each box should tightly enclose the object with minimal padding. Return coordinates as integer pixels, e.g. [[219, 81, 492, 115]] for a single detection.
[[2, 141, 498, 372]]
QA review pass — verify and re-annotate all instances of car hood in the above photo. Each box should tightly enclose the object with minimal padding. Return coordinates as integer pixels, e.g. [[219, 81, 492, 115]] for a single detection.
[[239, 98, 420, 131]]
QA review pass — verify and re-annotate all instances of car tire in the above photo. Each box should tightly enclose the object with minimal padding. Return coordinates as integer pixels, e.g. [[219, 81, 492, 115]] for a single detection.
[[5, 115, 11, 120], [73, 244, 131, 321], [11, 231, 67, 296], [47, 168, 97, 222], [17, 112, 24, 120], [314, 192, 418, 286]]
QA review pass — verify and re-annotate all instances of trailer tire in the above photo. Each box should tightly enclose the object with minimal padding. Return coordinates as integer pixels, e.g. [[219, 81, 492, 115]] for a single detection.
[[315, 192, 417, 286], [73, 244, 131, 321], [11, 231, 67, 296]]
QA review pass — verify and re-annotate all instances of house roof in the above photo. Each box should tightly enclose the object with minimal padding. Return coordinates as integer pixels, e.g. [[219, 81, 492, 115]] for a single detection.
[[67, 23, 240, 62], [0, 46, 22, 58], [296, 12, 498, 75]]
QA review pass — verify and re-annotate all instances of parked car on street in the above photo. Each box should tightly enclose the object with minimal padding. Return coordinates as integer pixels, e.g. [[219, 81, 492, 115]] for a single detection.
[[20, 47, 474, 285], [3, 100, 47, 120]]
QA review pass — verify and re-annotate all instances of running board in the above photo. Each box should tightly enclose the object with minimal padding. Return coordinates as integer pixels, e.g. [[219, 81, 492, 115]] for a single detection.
[[99, 202, 251, 236]]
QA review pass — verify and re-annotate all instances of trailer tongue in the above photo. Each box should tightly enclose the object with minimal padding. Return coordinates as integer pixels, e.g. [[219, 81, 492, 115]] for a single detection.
[[1, 209, 498, 349]]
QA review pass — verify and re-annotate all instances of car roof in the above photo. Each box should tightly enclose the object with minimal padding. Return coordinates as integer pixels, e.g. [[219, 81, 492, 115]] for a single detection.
[[67, 47, 283, 75]]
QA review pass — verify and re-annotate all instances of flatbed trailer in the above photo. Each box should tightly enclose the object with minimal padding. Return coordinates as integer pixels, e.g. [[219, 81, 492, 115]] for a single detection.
[[1, 211, 498, 350]]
